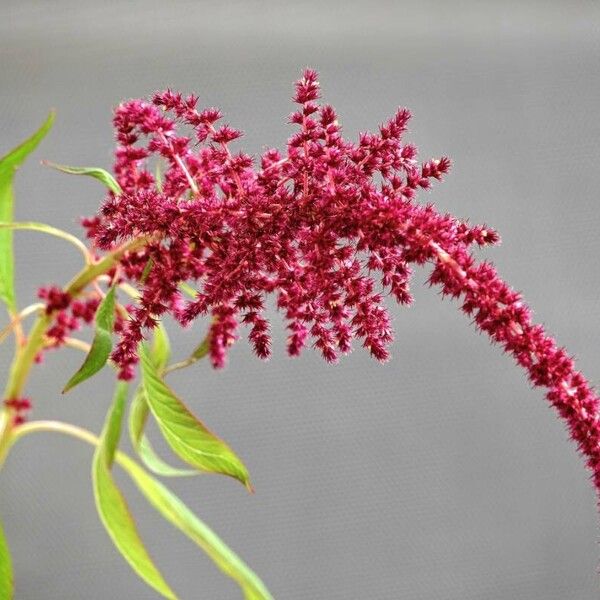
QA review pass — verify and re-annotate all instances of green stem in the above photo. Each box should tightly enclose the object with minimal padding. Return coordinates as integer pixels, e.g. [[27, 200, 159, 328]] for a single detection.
[[0, 410, 11, 470], [162, 331, 210, 377], [63, 235, 151, 298], [7, 419, 139, 474], [0, 235, 151, 465], [9, 419, 99, 449], [3, 314, 51, 401]]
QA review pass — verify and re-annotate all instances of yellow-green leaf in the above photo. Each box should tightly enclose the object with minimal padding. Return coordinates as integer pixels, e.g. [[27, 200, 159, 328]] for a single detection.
[[155, 161, 163, 192], [129, 385, 196, 477], [63, 286, 116, 393], [0, 112, 55, 312], [43, 161, 122, 195], [139, 343, 252, 489], [122, 458, 274, 600], [178, 282, 197, 299], [93, 382, 176, 599], [0, 517, 13, 599], [190, 335, 210, 361], [140, 258, 154, 284], [152, 322, 171, 371], [129, 324, 195, 476]]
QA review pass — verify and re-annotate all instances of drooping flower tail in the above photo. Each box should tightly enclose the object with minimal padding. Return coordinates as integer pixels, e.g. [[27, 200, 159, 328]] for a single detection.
[[421, 222, 600, 491]]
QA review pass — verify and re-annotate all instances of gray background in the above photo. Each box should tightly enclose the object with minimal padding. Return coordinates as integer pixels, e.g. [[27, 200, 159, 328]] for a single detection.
[[1, 1, 600, 598]]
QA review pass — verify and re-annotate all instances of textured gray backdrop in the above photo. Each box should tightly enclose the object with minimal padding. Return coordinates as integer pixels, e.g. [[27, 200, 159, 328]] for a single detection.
[[1, 1, 600, 598]]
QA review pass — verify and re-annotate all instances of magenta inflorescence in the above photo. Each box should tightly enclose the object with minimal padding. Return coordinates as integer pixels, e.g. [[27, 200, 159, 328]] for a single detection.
[[73, 70, 600, 490], [87, 69, 457, 375], [37, 286, 101, 350]]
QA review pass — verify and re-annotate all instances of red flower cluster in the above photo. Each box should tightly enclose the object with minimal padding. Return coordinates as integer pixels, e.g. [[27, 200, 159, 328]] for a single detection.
[[3, 398, 31, 425], [80, 70, 600, 490], [88, 69, 457, 374], [37, 286, 100, 350]]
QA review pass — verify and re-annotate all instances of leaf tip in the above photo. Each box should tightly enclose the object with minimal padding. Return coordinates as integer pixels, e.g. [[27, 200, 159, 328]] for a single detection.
[[40, 110, 56, 135]]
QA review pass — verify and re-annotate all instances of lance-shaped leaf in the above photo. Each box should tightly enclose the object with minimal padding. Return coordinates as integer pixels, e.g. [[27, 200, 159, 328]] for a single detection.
[[129, 324, 196, 476], [129, 385, 197, 477], [0, 112, 55, 313], [0, 517, 13, 599], [152, 321, 171, 370], [122, 458, 274, 600], [93, 382, 176, 599], [42, 161, 122, 195], [190, 334, 210, 361], [139, 343, 252, 489], [63, 286, 116, 393], [140, 258, 154, 284], [155, 161, 163, 192]]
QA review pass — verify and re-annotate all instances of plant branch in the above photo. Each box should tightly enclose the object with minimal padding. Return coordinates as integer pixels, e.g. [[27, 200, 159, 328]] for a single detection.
[[162, 330, 210, 377], [5, 419, 141, 478], [0, 303, 44, 345], [0, 236, 153, 451]]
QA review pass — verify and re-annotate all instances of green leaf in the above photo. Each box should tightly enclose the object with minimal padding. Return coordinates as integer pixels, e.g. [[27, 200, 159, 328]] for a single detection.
[[139, 343, 252, 489], [179, 282, 197, 299], [42, 161, 122, 195], [129, 324, 195, 476], [63, 286, 116, 393], [129, 385, 197, 477], [0, 112, 55, 313], [191, 335, 210, 361], [122, 458, 274, 600], [152, 322, 171, 371], [93, 382, 176, 599], [140, 258, 154, 284], [98, 382, 129, 466], [0, 517, 13, 599], [155, 161, 163, 192]]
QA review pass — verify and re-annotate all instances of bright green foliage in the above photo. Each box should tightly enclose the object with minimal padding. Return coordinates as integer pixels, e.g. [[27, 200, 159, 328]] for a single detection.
[[129, 324, 197, 476], [123, 458, 274, 600], [139, 343, 252, 489], [63, 286, 116, 393], [0, 518, 13, 599], [151, 322, 171, 370], [93, 382, 176, 599], [43, 161, 122, 195], [129, 385, 197, 477], [0, 112, 55, 313], [140, 258, 154, 284], [178, 282, 197, 299]]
